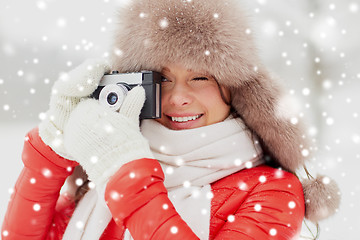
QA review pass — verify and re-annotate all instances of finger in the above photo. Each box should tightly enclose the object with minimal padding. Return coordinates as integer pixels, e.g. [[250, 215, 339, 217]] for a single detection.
[[119, 86, 145, 123], [54, 59, 111, 97]]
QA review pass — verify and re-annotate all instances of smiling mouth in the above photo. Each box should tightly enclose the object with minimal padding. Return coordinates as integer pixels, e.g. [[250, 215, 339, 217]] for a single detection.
[[168, 114, 203, 123]]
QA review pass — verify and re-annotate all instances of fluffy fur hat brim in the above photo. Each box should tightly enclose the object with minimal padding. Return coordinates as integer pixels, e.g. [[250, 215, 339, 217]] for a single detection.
[[112, 0, 260, 87]]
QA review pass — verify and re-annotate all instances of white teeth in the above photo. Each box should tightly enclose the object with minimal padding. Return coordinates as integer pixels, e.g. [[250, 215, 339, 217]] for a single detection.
[[171, 115, 201, 122]]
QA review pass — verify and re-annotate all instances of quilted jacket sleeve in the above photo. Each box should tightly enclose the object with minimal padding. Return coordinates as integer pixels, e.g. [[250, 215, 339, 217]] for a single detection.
[[1, 128, 78, 240], [210, 165, 305, 240]]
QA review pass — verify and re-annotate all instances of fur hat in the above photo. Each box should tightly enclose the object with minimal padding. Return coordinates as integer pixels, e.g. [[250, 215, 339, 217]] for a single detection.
[[110, 0, 340, 222]]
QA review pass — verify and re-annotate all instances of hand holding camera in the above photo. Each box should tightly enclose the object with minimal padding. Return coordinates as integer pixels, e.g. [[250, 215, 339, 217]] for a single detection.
[[39, 59, 111, 159], [64, 86, 154, 187]]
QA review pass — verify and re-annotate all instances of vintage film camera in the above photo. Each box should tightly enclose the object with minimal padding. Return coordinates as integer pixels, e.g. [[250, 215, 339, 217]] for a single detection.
[[91, 71, 162, 119]]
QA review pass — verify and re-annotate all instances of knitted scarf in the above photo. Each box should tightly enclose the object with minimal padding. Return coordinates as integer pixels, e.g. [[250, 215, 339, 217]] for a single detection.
[[63, 116, 264, 239]]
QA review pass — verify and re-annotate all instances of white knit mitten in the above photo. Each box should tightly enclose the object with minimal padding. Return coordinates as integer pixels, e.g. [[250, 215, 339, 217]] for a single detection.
[[39, 59, 111, 159], [63, 86, 154, 186]]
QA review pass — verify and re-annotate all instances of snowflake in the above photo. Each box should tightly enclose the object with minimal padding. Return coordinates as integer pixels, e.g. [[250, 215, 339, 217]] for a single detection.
[[234, 158, 242, 166], [352, 134, 360, 144], [326, 117, 334, 126], [38, 112, 46, 120], [245, 161, 253, 168], [269, 228, 277, 236], [166, 167, 174, 175], [36, 1, 47, 10], [322, 177, 331, 185], [349, 3, 359, 12], [301, 149, 310, 157], [275, 169, 284, 178], [160, 145, 166, 152], [175, 157, 184, 166], [110, 191, 120, 200], [75, 178, 84, 186], [33, 203, 41, 211], [3, 105, 10, 111], [76, 221, 84, 229], [159, 18, 169, 29], [191, 189, 200, 198], [42, 168, 52, 178], [254, 204, 262, 211], [259, 175, 267, 183], [288, 201, 296, 209], [183, 180, 191, 188], [170, 226, 178, 234], [239, 182, 248, 191], [302, 88, 310, 96], [227, 215, 235, 222], [2, 230, 9, 237], [17, 70, 24, 77], [88, 182, 96, 189], [57, 18, 67, 28]]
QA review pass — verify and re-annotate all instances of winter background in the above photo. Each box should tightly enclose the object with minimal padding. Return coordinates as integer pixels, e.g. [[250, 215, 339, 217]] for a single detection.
[[0, 0, 359, 239]]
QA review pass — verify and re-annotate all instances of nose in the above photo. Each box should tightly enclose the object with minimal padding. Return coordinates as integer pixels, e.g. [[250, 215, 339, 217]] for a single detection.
[[167, 84, 193, 107]]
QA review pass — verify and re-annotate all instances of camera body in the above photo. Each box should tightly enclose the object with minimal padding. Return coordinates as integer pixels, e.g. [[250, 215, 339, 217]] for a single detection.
[[91, 71, 162, 119]]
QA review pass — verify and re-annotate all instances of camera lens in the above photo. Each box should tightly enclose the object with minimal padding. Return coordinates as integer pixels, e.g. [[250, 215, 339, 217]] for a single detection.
[[107, 92, 118, 105], [98, 84, 128, 112]]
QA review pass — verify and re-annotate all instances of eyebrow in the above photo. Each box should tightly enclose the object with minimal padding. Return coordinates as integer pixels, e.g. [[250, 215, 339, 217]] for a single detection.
[[162, 67, 170, 73], [162, 67, 200, 74]]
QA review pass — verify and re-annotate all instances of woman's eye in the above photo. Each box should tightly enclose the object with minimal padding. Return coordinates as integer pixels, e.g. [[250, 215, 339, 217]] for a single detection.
[[192, 77, 209, 81], [161, 76, 170, 82]]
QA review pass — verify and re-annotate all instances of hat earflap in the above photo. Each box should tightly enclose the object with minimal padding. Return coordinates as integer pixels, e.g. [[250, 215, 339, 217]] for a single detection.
[[228, 69, 341, 223], [228, 69, 309, 173], [301, 168, 341, 223]]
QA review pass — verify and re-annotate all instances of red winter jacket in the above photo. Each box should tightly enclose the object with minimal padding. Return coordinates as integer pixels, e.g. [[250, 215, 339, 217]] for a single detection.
[[2, 128, 305, 239]]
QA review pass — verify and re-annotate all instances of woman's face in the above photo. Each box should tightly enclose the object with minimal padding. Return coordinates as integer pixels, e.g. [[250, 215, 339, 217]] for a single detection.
[[156, 64, 231, 130]]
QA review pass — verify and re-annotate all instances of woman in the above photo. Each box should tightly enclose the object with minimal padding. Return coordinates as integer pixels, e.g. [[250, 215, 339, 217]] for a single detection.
[[2, 0, 340, 239]]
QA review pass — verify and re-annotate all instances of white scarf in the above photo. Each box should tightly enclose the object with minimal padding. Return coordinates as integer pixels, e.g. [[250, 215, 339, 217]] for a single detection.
[[63, 117, 264, 240]]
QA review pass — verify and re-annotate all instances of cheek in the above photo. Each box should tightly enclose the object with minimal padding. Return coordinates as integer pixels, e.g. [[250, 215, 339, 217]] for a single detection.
[[199, 86, 230, 120], [197, 86, 230, 112]]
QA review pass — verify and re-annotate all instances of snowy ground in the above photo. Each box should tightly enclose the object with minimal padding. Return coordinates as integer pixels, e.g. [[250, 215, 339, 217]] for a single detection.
[[1, 0, 360, 239]]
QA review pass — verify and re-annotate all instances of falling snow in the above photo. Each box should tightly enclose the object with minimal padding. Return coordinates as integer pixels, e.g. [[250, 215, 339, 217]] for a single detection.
[[0, 0, 359, 239]]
